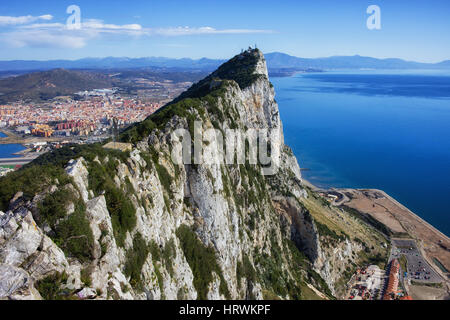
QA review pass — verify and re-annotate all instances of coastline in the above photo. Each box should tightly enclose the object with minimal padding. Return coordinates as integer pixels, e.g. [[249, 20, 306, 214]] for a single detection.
[[273, 69, 450, 255], [0, 129, 26, 148], [302, 177, 449, 245], [0, 141, 27, 159], [375, 189, 449, 242], [302, 177, 450, 289], [0, 130, 37, 163]]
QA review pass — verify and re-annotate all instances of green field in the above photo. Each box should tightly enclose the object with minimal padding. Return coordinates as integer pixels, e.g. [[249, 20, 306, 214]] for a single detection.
[[0, 165, 15, 169]]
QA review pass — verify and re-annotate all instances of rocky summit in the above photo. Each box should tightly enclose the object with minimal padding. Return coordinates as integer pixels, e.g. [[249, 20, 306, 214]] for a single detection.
[[0, 49, 388, 300]]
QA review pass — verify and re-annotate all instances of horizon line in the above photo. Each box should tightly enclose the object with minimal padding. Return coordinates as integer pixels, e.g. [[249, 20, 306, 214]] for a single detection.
[[0, 52, 448, 65]]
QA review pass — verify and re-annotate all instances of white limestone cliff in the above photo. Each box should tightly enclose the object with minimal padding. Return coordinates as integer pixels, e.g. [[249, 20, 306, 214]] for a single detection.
[[0, 49, 375, 300]]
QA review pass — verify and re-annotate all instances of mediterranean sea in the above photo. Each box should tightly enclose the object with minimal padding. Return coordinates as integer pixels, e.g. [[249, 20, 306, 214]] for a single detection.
[[272, 70, 450, 236]]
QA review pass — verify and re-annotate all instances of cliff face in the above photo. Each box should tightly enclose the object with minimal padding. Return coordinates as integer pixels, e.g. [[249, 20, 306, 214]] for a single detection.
[[0, 49, 388, 300]]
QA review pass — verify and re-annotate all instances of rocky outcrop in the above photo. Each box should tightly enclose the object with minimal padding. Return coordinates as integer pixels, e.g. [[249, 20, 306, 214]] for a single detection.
[[0, 264, 41, 300], [0, 49, 377, 300]]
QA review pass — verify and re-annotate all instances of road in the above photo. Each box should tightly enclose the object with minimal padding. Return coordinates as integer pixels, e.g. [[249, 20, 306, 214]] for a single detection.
[[328, 189, 350, 206]]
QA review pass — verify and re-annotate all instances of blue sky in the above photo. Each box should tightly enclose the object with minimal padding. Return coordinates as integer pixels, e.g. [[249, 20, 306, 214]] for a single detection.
[[0, 0, 449, 62]]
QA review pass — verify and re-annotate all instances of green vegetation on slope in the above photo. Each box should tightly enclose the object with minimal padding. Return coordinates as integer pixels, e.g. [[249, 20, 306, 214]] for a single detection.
[[120, 49, 265, 145], [162, 238, 177, 277], [251, 236, 334, 300], [0, 143, 127, 213], [88, 159, 136, 248], [0, 164, 95, 262], [51, 200, 94, 263], [0, 165, 71, 212], [176, 224, 230, 300], [176, 48, 263, 101], [124, 232, 150, 291], [256, 237, 291, 298], [314, 219, 349, 242], [286, 240, 334, 299], [36, 272, 69, 300], [0, 143, 134, 253], [120, 86, 226, 145], [38, 185, 94, 262], [30, 142, 130, 168], [236, 254, 256, 289]]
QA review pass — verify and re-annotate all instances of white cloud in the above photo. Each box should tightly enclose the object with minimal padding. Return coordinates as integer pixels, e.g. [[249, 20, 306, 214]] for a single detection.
[[0, 15, 274, 49], [39, 15, 53, 21], [4, 30, 87, 49], [0, 14, 53, 26], [82, 19, 142, 31], [20, 23, 66, 29], [150, 26, 274, 36], [1, 19, 145, 48]]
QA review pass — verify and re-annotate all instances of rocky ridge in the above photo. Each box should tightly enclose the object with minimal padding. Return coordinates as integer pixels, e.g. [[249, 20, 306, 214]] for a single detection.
[[0, 49, 388, 300]]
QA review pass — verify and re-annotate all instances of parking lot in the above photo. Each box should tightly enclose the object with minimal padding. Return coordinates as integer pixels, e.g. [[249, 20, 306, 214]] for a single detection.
[[391, 239, 442, 284]]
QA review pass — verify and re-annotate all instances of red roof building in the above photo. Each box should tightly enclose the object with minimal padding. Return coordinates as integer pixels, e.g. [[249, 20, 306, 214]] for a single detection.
[[383, 259, 400, 300]]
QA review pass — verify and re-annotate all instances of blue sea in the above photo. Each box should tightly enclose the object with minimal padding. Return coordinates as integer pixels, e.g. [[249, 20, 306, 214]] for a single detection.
[[272, 70, 450, 237], [0, 132, 26, 158]]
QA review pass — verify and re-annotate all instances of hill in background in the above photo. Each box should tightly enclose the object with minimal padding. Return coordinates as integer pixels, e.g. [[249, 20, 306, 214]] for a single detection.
[[0, 69, 115, 103], [1, 52, 449, 103]]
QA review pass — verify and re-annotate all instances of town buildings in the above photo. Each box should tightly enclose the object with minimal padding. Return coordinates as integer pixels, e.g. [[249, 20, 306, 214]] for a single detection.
[[0, 94, 161, 138]]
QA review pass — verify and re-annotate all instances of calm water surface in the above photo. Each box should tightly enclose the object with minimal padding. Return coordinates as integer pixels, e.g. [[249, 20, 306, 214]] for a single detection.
[[272, 70, 450, 236], [0, 132, 26, 158]]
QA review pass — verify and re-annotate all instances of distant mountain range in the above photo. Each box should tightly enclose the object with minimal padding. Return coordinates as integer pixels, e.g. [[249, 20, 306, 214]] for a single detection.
[[265, 52, 450, 70], [0, 52, 449, 74], [0, 57, 223, 73], [0, 52, 449, 103]]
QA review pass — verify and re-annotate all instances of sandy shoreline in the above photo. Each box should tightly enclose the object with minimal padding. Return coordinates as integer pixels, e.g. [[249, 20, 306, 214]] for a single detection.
[[375, 189, 449, 242], [302, 178, 448, 241]]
